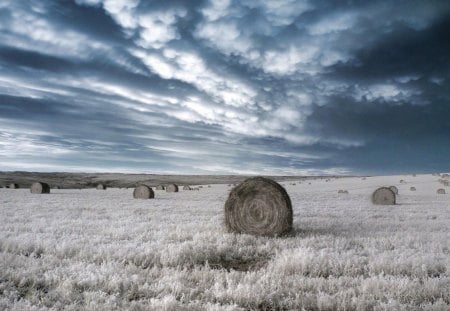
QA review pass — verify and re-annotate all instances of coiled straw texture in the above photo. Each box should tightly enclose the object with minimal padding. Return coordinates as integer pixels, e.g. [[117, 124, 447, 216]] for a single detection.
[[224, 177, 293, 237]]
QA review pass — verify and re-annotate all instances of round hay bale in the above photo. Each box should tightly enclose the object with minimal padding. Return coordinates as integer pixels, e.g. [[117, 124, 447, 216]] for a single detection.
[[155, 185, 165, 190], [166, 184, 178, 193], [338, 190, 349, 194], [437, 188, 446, 194], [199, 185, 203, 188], [389, 186, 399, 194], [224, 177, 293, 237], [410, 186, 416, 191], [440, 180, 449, 187], [30, 182, 50, 194], [133, 185, 154, 199], [96, 184, 106, 190], [208, 185, 211, 188], [183, 185, 192, 190], [9, 183, 19, 189], [372, 187, 395, 205]]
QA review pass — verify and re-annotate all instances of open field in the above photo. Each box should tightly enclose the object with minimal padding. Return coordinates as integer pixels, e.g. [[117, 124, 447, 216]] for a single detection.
[[1, 174, 449, 310]]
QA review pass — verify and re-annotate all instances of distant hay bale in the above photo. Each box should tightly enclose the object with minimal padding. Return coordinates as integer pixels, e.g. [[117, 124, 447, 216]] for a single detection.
[[155, 185, 165, 190], [9, 183, 19, 189], [362, 177, 366, 180], [437, 188, 446, 194], [372, 187, 396, 205], [133, 185, 154, 199], [224, 177, 293, 237], [399, 179, 405, 184], [30, 182, 50, 194], [439, 179, 449, 187], [338, 190, 349, 194], [183, 185, 192, 190], [166, 184, 179, 193], [208, 185, 211, 188], [410, 186, 416, 191], [199, 185, 204, 188], [96, 184, 106, 190], [389, 186, 399, 195]]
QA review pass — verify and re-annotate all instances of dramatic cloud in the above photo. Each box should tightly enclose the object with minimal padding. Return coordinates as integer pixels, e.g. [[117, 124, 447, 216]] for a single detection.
[[0, 0, 449, 174]]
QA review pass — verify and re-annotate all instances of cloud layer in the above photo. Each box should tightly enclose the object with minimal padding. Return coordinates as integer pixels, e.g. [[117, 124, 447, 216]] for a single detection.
[[0, 0, 449, 174]]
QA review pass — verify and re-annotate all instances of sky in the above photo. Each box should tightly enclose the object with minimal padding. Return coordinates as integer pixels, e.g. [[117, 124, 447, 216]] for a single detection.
[[0, 0, 449, 175]]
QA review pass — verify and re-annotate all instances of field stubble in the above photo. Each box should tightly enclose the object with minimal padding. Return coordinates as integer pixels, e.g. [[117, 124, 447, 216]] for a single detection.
[[0, 174, 449, 310]]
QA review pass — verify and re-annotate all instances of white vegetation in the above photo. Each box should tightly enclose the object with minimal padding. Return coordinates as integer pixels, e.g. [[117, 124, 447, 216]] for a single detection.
[[0, 174, 449, 310]]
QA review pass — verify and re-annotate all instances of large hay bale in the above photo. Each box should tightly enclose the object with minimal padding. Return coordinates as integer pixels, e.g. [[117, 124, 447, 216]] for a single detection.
[[9, 183, 19, 189], [183, 185, 192, 190], [96, 184, 106, 190], [372, 187, 396, 205], [30, 182, 50, 194], [224, 177, 293, 237], [166, 184, 179, 193], [155, 185, 165, 190], [410, 186, 416, 191], [133, 185, 154, 199], [437, 188, 446, 194], [389, 186, 399, 194]]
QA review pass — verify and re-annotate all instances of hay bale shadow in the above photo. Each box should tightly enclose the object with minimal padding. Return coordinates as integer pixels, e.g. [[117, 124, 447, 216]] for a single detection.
[[202, 255, 270, 272]]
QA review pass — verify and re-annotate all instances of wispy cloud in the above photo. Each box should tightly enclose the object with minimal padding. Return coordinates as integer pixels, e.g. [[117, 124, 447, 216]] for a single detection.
[[0, 0, 449, 174]]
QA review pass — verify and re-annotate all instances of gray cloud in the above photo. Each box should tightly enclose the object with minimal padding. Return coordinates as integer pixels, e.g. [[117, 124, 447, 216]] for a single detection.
[[0, 0, 449, 174]]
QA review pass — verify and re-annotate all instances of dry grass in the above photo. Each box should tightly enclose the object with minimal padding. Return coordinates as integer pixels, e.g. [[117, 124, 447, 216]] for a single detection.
[[0, 174, 449, 310]]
